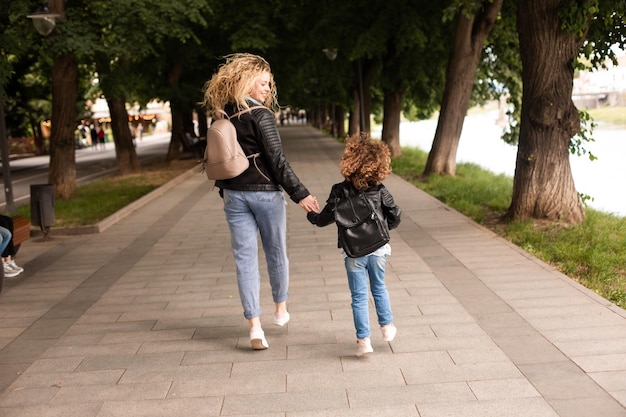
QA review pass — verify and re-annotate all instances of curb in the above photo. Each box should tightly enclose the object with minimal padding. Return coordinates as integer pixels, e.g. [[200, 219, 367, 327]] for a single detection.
[[33, 166, 200, 237]]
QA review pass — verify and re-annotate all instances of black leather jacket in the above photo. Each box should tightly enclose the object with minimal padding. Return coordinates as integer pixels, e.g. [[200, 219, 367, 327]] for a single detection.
[[214, 101, 310, 204], [307, 181, 402, 249]]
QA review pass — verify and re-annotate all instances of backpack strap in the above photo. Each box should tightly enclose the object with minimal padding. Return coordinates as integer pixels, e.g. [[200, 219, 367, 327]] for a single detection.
[[231, 105, 267, 118], [215, 109, 229, 120]]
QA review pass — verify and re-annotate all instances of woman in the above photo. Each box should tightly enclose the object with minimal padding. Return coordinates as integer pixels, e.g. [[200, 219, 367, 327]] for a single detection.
[[203, 53, 319, 350]]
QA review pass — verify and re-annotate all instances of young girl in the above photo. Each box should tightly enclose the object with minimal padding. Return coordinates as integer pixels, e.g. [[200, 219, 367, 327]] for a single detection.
[[307, 133, 401, 356]]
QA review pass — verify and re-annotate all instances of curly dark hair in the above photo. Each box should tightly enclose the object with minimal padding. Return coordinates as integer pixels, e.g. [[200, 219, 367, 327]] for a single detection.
[[340, 132, 392, 190]]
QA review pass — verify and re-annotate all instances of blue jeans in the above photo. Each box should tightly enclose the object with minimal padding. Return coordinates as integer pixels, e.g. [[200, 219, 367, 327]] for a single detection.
[[223, 189, 289, 320], [0, 226, 11, 257], [345, 250, 393, 339]]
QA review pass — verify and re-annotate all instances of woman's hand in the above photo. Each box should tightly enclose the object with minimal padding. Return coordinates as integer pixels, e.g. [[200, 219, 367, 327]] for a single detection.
[[299, 195, 320, 213]]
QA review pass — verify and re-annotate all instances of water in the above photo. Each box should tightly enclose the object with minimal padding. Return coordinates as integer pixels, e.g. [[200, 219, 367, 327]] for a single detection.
[[375, 111, 626, 217]]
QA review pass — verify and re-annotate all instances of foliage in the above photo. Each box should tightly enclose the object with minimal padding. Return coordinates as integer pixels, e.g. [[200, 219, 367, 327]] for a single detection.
[[560, 0, 626, 69], [570, 110, 597, 160], [392, 146, 626, 309]]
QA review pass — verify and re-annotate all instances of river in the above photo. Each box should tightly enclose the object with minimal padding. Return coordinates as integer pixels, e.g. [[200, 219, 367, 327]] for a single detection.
[[374, 111, 626, 217]]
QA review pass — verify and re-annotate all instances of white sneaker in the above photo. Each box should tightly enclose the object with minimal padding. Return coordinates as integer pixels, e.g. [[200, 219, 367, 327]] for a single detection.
[[356, 337, 373, 357], [273, 311, 290, 326], [381, 324, 397, 342], [7, 260, 23, 274], [3, 262, 20, 278], [250, 328, 269, 350]]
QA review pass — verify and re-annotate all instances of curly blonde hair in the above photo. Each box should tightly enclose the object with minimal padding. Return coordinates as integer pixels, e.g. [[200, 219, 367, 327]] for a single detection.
[[203, 53, 279, 118], [340, 133, 392, 190]]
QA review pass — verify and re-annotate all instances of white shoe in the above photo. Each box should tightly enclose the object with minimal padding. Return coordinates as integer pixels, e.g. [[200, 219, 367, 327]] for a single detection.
[[250, 328, 269, 350], [3, 262, 20, 278], [381, 324, 397, 342], [273, 311, 290, 326], [356, 337, 373, 357], [7, 260, 23, 274]]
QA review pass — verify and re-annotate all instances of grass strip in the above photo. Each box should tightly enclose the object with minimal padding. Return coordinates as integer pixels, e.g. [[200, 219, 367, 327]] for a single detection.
[[392, 147, 626, 309]]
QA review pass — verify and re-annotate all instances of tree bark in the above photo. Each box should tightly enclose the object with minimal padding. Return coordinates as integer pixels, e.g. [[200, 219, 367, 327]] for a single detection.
[[507, 0, 585, 223], [107, 96, 141, 175], [381, 89, 403, 157], [424, 0, 503, 177], [334, 105, 346, 139], [348, 87, 360, 136], [48, 53, 78, 199], [167, 104, 183, 161]]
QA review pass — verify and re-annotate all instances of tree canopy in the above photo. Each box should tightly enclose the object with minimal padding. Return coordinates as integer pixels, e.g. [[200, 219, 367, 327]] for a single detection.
[[0, 0, 625, 223]]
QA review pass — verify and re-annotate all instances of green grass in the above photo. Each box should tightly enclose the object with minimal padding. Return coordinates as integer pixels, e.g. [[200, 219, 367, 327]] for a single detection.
[[15, 159, 197, 227], [392, 147, 626, 309], [587, 105, 626, 127]]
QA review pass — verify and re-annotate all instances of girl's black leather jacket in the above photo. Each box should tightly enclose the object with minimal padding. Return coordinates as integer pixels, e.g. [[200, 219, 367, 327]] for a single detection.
[[214, 101, 310, 204], [307, 180, 402, 248]]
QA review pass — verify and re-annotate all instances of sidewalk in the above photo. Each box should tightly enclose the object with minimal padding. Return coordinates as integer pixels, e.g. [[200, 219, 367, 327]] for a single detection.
[[0, 125, 625, 417]]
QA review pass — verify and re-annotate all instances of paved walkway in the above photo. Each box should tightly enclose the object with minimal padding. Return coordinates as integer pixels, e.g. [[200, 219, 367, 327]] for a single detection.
[[0, 125, 625, 417]]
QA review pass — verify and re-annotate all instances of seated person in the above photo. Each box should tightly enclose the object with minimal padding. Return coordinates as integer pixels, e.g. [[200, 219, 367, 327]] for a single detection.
[[0, 215, 23, 278]]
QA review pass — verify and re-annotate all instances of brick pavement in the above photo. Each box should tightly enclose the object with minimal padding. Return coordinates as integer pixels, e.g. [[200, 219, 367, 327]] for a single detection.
[[0, 125, 624, 416]]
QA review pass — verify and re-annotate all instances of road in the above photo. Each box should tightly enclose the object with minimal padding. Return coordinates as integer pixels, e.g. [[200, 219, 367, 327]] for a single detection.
[[0, 133, 172, 211]]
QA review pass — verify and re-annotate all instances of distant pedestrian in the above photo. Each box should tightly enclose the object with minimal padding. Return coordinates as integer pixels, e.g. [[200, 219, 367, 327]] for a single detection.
[[136, 123, 143, 141], [97, 126, 105, 150], [307, 133, 401, 356], [90, 125, 98, 149]]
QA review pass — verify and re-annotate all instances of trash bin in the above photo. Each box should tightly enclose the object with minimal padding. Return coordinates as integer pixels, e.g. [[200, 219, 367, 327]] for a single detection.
[[30, 184, 55, 232]]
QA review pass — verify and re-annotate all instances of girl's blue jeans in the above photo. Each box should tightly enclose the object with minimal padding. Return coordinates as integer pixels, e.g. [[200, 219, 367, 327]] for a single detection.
[[345, 251, 393, 339], [223, 189, 289, 320]]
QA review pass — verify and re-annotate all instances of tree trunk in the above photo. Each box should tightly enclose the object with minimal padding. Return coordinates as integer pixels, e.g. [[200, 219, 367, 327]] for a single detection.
[[362, 60, 374, 133], [107, 96, 141, 175], [30, 115, 45, 155], [334, 105, 346, 139], [424, 0, 503, 177], [507, 0, 585, 223], [381, 89, 403, 157], [48, 53, 78, 199], [167, 104, 183, 161], [196, 105, 208, 138], [348, 87, 360, 136]]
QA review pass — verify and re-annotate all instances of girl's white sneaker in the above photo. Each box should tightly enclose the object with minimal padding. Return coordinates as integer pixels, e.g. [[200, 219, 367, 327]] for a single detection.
[[356, 337, 373, 357]]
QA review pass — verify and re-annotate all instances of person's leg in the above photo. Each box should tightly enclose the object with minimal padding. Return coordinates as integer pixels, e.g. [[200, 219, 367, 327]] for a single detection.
[[367, 253, 393, 326], [254, 191, 290, 323], [345, 255, 371, 340], [223, 190, 268, 349], [367, 253, 396, 341], [0, 227, 11, 256], [346, 255, 374, 356], [223, 190, 263, 321], [0, 216, 14, 258]]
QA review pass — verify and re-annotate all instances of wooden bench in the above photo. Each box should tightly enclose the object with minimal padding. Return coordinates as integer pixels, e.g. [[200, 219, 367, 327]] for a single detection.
[[12, 215, 31, 253]]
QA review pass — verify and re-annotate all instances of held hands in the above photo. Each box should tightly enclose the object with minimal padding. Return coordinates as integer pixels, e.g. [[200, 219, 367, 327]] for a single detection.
[[299, 195, 320, 213]]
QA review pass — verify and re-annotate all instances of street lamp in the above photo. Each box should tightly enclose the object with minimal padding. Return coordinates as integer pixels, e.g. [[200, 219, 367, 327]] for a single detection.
[[27, 6, 59, 36]]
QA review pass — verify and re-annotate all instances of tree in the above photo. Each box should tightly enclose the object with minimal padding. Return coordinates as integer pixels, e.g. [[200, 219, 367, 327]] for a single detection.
[[424, 0, 504, 176], [87, 0, 210, 171], [508, 0, 626, 223], [46, 0, 85, 198], [377, 0, 451, 157]]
